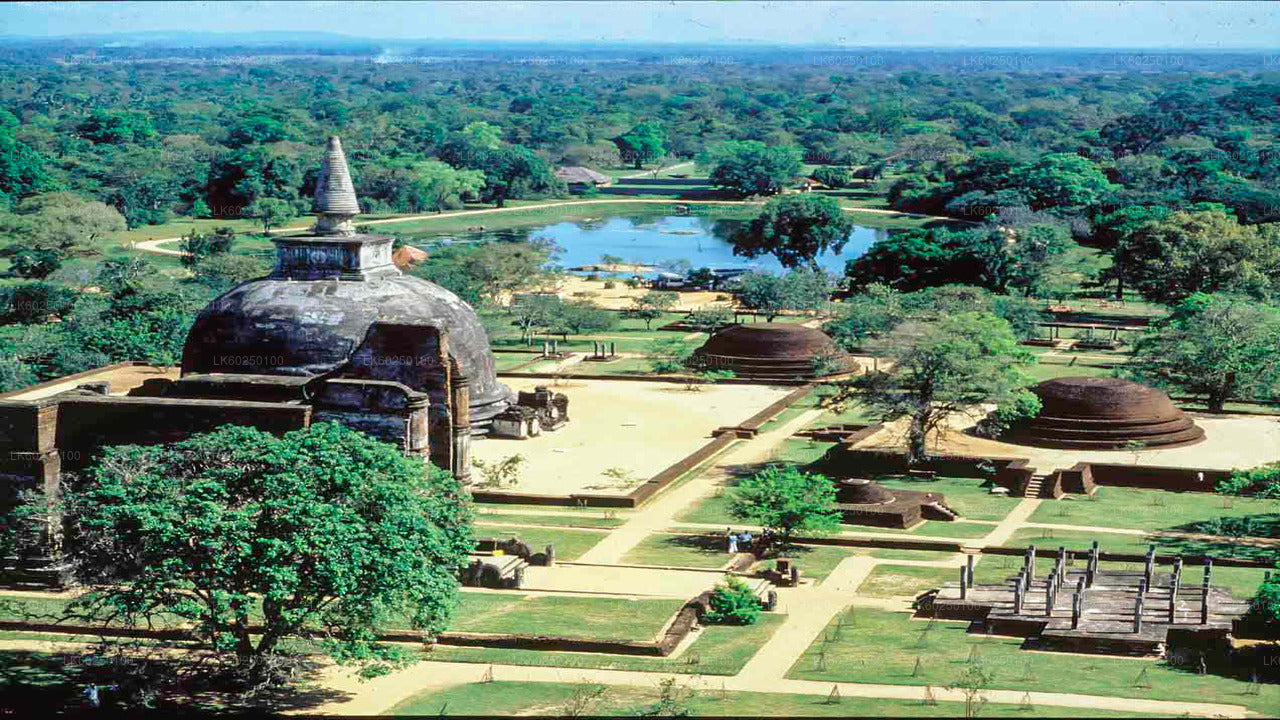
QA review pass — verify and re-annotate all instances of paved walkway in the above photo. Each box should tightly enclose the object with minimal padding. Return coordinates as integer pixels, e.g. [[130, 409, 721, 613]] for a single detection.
[[298, 653, 1249, 717]]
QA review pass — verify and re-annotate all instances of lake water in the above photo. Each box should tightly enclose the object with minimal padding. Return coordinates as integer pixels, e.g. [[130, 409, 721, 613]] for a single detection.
[[416, 215, 888, 276]]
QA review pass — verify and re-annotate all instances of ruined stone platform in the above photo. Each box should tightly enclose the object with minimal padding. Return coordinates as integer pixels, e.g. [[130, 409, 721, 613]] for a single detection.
[[921, 562, 1250, 656]]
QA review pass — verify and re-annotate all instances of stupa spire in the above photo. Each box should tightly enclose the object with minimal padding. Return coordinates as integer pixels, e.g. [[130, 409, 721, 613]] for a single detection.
[[312, 135, 361, 236]]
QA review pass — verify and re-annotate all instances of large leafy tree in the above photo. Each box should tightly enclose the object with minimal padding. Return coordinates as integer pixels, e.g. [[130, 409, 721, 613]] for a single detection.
[[700, 140, 803, 197], [729, 465, 841, 545], [830, 312, 1039, 464], [60, 422, 474, 682], [622, 290, 678, 330], [244, 197, 295, 234], [730, 194, 853, 269], [1117, 209, 1280, 304], [408, 159, 485, 213], [1007, 153, 1116, 211], [0, 128, 49, 201], [613, 121, 666, 169], [0, 192, 126, 267], [1128, 294, 1280, 412], [735, 268, 832, 321]]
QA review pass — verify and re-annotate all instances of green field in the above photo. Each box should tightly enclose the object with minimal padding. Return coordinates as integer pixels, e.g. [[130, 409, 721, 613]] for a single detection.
[[786, 607, 1274, 715], [620, 533, 732, 569], [1028, 486, 1280, 534], [1003, 526, 1280, 565], [386, 679, 1153, 717], [451, 593, 682, 641], [424, 612, 786, 677]]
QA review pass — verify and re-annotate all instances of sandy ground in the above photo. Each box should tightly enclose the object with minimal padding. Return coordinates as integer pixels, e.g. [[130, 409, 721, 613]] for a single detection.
[[471, 378, 792, 496], [858, 410, 1280, 472], [557, 275, 731, 311], [3, 365, 180, 400], [521, 564, 726, 598]]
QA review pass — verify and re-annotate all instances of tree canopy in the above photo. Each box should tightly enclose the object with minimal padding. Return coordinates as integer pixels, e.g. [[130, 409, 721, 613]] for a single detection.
[[828, 312, 1039, 464], [1127, 293, 1280, 412], [60, 422, 474, 683], [729, 465, 841, 544], [729, 194, 854, 270]]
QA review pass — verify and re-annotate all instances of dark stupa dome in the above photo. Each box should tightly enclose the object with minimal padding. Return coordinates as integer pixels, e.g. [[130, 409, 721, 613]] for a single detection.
[[1004, 376, 1204, 450], [181, 136, 514, 428], [693, 323, 858, 380], [836, 478, 896, 505]]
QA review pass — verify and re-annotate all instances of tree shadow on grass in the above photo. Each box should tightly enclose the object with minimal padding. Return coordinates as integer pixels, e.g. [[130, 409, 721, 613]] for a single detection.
[[0, 646, 354, 714], [659, 534, 727, 557], [1154, 513, 1280, 565]]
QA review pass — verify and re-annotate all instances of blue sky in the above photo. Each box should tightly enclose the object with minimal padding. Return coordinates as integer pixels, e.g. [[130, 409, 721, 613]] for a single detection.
[[2, 1, 1278, 48]]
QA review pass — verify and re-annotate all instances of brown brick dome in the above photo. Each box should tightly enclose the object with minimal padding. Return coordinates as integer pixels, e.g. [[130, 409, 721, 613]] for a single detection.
[[693, 323, 858, 380], [1005, 377, 1204, 450]]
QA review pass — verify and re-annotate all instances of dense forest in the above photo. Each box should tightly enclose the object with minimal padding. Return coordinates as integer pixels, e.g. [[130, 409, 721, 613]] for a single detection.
[[1, 40, 1279, 393]]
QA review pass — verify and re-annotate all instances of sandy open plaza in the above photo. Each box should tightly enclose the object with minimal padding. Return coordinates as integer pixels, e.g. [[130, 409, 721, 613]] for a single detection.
[[856, 409, 1280, 472], [470, 378, 794, 495]]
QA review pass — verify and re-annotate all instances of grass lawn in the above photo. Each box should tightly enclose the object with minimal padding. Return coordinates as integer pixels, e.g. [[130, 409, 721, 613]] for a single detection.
[[1004, 526, 1280, 565], [875, 476, 1022, 522], [492, 353, 542, 372], [868, 548, 960, 562], [1025, 360, 1120, 382], [620, 533, 731, 569], [858, 564, 960, 599], [472, 524, 607, 562], [386, 679, 1153, 717], [767, 438, 836, 466], [910, 521, 996, 539], [787, 607, 1274, 715], [423, 612, 785, 677], [451, 594, 682, 641], [753, 544, 864, 582], [1028, 486, 1280, 534], [472, 511, 626, 529]]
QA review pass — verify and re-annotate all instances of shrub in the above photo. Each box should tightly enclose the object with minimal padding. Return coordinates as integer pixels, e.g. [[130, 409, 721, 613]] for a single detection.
[[1219, 462, 1280, 498], [603, 280, 616, 289], [1243, 568, 1280, 639], [624, 278, 641, 289], [702, 576, 761, 625]]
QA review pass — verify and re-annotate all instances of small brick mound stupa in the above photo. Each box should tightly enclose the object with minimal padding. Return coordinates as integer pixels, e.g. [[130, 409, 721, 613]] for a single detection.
[[1005, 376, 1204, 450], [693, 323, 858, 380]]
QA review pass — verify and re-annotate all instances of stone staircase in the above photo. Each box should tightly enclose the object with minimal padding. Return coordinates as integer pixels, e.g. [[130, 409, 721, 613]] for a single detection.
[[1022, 474, 1047, 498], [923, 500, 961, 521]]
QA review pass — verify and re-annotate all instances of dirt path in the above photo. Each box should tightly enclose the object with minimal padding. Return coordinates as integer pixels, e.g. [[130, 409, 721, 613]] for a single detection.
[[574, 407, 828, 564], [299, 653, 1248, 717]]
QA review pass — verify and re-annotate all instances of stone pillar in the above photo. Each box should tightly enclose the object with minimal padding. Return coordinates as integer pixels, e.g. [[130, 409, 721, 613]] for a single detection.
[[1057, 546, 1067, 580], [545, 544, 556, 567], [1025, 545, 1036, 581], [610, 341, 616, 357], [1072, 592, 1082, 630], [1169, 583, 1179, 625], [1200, 584, 1210, 625], [959, 567, 968, 600], [1138, 577, 1147, 596], [1134, 595, 1144, 633], [1203, 558, 1213, 588], [1143, 546, 1155, 588], [966, 555, 975, 586], [1013, 583, 1024, 615], [450, 374, 472, 484]]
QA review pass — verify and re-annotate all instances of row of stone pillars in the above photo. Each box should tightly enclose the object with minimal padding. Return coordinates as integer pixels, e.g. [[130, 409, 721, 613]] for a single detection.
[[968, 543, 1223, 634], [1132, 545, 1216, 633], [590, 341, 617, 359]]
